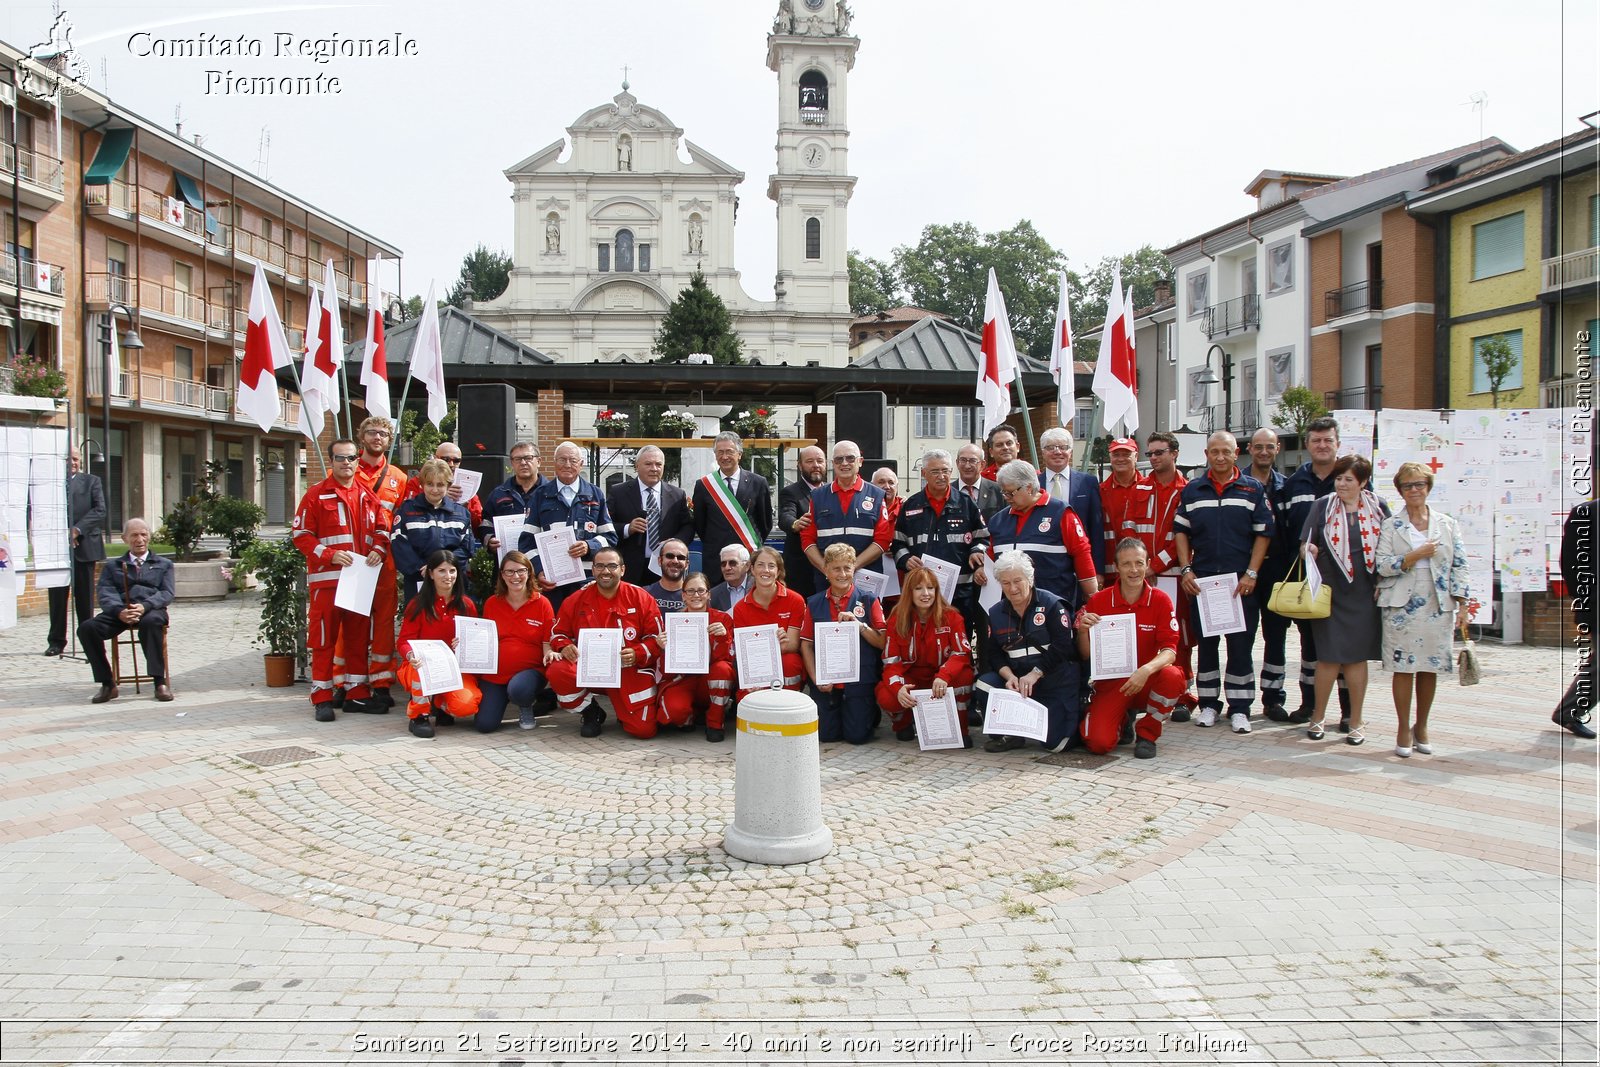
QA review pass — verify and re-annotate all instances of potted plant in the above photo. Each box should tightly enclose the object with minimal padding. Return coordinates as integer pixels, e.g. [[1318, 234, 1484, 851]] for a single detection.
[[726, 407, 779, 439], [159, 496, 208, 561], [239, 537, 306, 686], [595, 409, 629, 438], [659, 409, 698, 438], [3, 352, 66, 400]]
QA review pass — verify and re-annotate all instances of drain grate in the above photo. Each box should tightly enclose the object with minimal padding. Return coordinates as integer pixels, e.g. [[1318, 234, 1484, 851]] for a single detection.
[[235, 745, 327, 768]]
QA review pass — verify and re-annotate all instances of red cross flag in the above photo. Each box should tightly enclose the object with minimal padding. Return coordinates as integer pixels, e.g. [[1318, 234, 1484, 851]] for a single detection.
[[977, 267, 1018, 438], [1048, 272, 1073, 427], [360, 301, 390, 420], [1092, 267, 1138, 434], [237, 260, 292, 432]]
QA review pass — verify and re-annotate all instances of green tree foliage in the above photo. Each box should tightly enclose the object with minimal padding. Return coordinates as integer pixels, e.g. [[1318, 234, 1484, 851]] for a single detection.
[[653, 270, 743, 364], [398, 400, 459, 461], [1074, 245, 1175, 339], [445, 244, 512, 308], [848, 249, 898, 315], [402, 295, 426, 320], [1478, 334, 1520, 408], [893, 220, 1067, 359], [1270, 385, 1330, 435]]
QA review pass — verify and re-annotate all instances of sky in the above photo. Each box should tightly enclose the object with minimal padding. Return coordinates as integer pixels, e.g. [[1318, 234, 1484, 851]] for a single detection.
[[4, 0, 1595, 307]]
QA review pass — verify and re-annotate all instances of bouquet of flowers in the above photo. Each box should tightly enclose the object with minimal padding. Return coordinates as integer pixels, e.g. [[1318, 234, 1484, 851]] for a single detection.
[[595, 409, 630, 435], [658, 409, 699, 436], [727, 407, 778, 438]]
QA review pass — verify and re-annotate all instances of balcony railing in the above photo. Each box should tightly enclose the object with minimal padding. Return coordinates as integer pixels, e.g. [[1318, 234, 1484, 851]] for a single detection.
[[84, 179, 135, 216], [1323, 386, 1384, 411], [85, 370, 135, 400], [1543, 377, 1581, 408], [1202, 294, 1261, 339], [134, 185, 209, 242], [0, 251, 65, 296], [1542, 246, 1599, 294], [1203, 399, 1261, 435], [1324, 279, 1383, 319], [84, 271, 137, 306], [799, 108, 827, 125], [0, 142, 65, 193], [234, 228, 288, 270], [136, 277, 207, 327]]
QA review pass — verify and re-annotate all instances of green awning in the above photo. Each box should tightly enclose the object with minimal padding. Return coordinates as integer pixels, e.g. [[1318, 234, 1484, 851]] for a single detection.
[[83, 128, 133, 185], [174, 171, 219, 235]]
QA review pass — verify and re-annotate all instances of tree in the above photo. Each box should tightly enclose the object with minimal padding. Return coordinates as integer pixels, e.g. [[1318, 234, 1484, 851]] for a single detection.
[[1478, 334, 1520, 408], [848, 250, 898, 315], [403, 295, 426, 320], [445, 245, 512, 308], [1074, 245, 1175, 339], [1271, 385, 1330, 435], [398, 400, 459, 461], [893, 220, 1068, 359], [653, 269, 743, 364]]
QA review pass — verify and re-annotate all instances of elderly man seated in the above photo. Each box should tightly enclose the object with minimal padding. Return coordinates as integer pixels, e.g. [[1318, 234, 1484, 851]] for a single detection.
[[79, 518, 175, 703]]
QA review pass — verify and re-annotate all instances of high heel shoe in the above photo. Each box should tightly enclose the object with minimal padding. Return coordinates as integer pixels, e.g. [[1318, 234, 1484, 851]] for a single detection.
[[1414, 741, 1433, 755], [1395, 745, 1413, 758]]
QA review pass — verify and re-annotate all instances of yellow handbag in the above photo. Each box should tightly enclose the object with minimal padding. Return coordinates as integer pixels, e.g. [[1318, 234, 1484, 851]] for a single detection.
[[1268, 557, 1332, 620]]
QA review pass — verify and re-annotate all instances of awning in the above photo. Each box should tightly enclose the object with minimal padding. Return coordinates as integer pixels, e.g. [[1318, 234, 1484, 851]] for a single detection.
[[174, 171, 219, 236], [83, 128, 134, 185]]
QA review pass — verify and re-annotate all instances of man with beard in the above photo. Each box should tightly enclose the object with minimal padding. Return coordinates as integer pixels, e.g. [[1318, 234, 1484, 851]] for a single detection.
[[779, 445, 827, 598], [642, 538, 691, 614], [544, 547, 664, 739]]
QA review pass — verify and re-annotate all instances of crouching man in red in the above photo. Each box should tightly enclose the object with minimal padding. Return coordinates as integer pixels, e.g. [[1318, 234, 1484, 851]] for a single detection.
[[545, 547, 664, 738], [876, 565, 975, 746], [657, 571, 738, 742], [1074, 537, 1186, 759]]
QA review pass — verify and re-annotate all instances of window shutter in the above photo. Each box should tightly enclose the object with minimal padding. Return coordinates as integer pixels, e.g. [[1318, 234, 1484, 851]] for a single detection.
[[1471, 213, 1524, 280]]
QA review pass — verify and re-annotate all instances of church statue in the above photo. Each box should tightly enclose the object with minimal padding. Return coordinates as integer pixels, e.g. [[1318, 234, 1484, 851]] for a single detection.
[[836, 1, 853, 33], [688, 218, 705, 255], [617, 137, 632, 171], [545, 217, 561, 254], [773, 0, 794, 33]]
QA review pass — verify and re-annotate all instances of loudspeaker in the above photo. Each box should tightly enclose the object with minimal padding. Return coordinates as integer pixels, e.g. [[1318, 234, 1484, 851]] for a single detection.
[[457, 384, 516, 457], [834, 391, 886, 460], [460, 455, 506, 506]]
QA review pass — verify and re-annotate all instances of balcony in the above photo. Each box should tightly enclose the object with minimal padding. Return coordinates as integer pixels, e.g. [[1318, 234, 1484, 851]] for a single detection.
[[84, 271, 136, 307], [0, 251, 65, 298], [0, 142, 66, 208], [1543, 377, 1582, 408], [234, 228, 288, 271], [1203, 399, 1261, 435], [1202, 294, 1260, 340], [135, 277, 207, 331], [1323, 386, 1384, 411], [1324, 279, 1383, 321], [1542, 246, 1598, 294]]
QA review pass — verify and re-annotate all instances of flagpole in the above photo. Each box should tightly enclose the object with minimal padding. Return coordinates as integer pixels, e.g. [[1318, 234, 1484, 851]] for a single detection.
[[283, 356, 329, 481], [1013, 371, 1039, 468], [386, 366, 414, 464], [339, 355, 356, 440]]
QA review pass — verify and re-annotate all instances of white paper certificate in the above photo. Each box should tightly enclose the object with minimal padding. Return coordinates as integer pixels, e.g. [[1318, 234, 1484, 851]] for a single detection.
[[911, 688, 964, 750], [1155, 575, 1180, 606], [734, 624, 783, 690], [1195, 573, 1247, 637], [534, 526, 585, 586], [982, 690, 1049, 742], [451, 466, 483, 500], [454, 616, 499, 674], [978, 554, 1002, 611], [492, 514, 524, 562], [812, 619, 860, 686], [876, 556, 901, 596], [576, 628, 623, 689], [852, 567, 887, 600], [919, 554, 960, 604], [333, 559, 382, 616], [409, 639, 463, 697], [664, 612, 711, 675], [1089, 615, 1138, 681], [1304, 555, 1324, 601]]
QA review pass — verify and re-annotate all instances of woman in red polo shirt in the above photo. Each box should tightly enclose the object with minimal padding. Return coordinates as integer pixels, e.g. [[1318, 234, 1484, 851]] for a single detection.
[[731, 546, 808, 705], [397, 549, 482, 739], [474, 550, 554, 733], [877, 565, 975, 746]]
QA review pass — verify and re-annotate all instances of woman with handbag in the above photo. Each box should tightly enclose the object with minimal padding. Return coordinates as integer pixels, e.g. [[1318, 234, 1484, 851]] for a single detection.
[[1300, 455, 1384, 745], [1374, 461, 1470, 757]]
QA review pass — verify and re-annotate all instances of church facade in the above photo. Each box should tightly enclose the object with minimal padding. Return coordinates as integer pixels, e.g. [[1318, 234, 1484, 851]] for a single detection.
[[472, 1, 859, 380]]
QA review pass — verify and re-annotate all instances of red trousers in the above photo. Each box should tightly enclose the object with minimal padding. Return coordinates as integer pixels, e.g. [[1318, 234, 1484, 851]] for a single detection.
[[659, 662, 737, 729], [397, 661, 482, 720], [875, 664, 976, 733], [1082, 664, 1188, 754], [545, 658, 661, 738], [734, 651, 807, 706], [367, 557, 398, 690], [308, 583, 372, 705]]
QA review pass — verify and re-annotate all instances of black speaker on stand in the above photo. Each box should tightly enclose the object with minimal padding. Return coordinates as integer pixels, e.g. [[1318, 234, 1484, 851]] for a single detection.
[[457, 384, 516, 458], [834, 390, 887, 459]]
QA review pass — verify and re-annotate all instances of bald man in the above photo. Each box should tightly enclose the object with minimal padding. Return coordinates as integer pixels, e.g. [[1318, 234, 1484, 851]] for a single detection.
[[780, 445, 828, 598]]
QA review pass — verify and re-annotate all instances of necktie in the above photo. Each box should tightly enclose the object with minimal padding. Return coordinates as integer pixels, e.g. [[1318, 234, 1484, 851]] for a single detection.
[[1052, 473, 1068, 501], [645, 486, 659, 556], [966, 484, 978, 502]]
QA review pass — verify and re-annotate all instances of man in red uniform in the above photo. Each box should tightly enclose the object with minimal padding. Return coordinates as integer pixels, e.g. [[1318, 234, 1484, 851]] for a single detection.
[[292, 438, 389, 721], [1099, 437, 1154, 576], [980, 425, 1020, 482], [1144, 430, 1197, 718], [352, 416, 408, 704], [1075, 538, 1186, 758], [544, 547, 664, 739], [402, 440, 484, 529]]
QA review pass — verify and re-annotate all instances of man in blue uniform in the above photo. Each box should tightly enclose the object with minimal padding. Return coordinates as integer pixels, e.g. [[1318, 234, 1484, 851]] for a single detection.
[[1245, 427, 1292, 721], [518, 440, 617, 611], [1277, 416, 1350, 726]]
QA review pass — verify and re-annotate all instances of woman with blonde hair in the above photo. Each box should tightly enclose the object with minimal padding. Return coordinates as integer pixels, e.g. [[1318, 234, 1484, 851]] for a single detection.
[[1375, 460, 1470, 757], [731, 546, 808, 706], [876, 564, 975, 746]]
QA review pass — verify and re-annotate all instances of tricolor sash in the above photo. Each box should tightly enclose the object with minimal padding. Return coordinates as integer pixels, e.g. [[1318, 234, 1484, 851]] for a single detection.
[[701, 471, 761, 553]]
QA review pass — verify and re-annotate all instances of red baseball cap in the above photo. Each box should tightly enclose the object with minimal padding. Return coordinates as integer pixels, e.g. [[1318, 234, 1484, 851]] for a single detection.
[[1109, 437, 1138, 453]]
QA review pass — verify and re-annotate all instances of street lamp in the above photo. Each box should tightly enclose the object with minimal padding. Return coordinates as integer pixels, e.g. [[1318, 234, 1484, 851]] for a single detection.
[[105, 303, 143, 500], [1196, 343, 1233, 434]]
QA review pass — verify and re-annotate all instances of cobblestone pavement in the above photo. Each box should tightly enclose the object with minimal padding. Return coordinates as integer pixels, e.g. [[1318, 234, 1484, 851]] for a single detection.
[[0, 594, 1595, 1065]]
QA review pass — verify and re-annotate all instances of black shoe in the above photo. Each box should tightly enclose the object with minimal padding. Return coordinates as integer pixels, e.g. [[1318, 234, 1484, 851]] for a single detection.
[[962, 734, 974, 749], [409, 716, 434, 738], [1134, 737, 1157, 759], [895, 726, 917, 742], [705, 727, 726, 743], [1264, 705, 1290, 723], [1170, 707, 1191, 724], [314, 704, 336, 723], [432, 709, 455, 726], [531, 690, 558, 714], [372, 687, 395, 709], [1555, 709, 1597, 739], [1337, 714, 1351, 734], [1118, 713, 1136, 746], [344, 698, 389, 715], [1288, 707, 1313, 724], [330, 688, 345, 709], [983, 734, 1026, 752], [43, 645, 63, 657], [579, 704, 604, 738]]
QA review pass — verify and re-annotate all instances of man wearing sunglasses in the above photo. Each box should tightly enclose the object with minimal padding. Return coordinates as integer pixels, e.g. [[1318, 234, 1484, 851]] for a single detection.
[[642, 539, 691, 615], [402, 441, 483, 529]]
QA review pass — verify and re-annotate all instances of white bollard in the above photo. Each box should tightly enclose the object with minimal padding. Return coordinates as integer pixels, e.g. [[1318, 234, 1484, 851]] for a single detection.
[[723, 688, 833, 865]]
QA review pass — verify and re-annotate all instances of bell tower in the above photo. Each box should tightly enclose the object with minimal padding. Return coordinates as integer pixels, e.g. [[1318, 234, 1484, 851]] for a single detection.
[[767, 0, 858, 314]]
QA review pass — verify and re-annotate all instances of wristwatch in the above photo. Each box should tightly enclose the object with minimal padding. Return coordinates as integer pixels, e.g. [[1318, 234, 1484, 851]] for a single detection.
[[1244, 568, 1259, 579]]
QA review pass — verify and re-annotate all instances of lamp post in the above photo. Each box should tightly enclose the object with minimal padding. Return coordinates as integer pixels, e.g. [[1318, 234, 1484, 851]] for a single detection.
[[1195, 343, 1233, 435], [106, 303, 143, 504]]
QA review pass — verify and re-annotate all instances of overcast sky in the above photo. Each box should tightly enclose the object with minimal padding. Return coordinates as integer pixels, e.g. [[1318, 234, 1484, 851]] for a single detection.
[[5, 0, 1594, 306]]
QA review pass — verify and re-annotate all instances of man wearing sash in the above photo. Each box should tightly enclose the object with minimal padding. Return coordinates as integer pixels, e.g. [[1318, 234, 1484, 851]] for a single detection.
[[692, 432, 772, 587]]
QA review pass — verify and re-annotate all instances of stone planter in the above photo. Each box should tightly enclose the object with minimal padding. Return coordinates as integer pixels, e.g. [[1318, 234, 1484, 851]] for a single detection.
[[172, 559, 232, 601], [228, 558, 259, 592]]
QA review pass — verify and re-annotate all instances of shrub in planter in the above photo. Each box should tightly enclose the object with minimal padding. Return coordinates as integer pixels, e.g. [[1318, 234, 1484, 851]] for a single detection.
[[205, 496, 267, 557], [238, 537, 306, 659], [159, 497, 207, 561]]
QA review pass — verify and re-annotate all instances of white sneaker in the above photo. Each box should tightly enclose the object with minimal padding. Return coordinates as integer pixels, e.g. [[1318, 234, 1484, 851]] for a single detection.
[[1194, 708, 1217, 728], [1230, 713, 1251, 734]]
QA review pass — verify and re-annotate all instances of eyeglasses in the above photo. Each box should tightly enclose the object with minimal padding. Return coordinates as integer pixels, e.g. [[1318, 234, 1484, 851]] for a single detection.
[[833, 456, 859, 464], [331, 453, 359, 462], [1146, 449, 1171, 458], [683, 587, 710, 597], [441, 457, 462, 466], [511, 455, 537, 464], [592, 562, 623, 571], [662, 553, 688, 561], [720, 559, 743, 567], [1398, 481, 1429, 491], [364, 429, 392, 438], [1042, 444, 1071, 453], [502, 567, 530, 576]]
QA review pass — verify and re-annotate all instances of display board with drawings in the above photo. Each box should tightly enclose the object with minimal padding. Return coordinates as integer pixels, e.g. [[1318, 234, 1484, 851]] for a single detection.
[[0, 425, 72, 628]]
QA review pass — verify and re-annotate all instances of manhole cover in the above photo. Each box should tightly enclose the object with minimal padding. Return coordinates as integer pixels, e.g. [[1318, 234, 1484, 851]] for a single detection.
[[235, 745, 327, 768]]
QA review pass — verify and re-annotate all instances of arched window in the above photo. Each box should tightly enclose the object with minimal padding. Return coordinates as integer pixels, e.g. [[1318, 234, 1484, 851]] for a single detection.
[[805, 217, 821, 260], [615, 228, 635, 272], [798, 70, 828, 123]]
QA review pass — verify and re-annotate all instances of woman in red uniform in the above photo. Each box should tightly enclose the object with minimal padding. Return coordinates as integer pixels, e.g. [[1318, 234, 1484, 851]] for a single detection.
[[656, 571, 738, 742], [396, 549, 482, 738], [731, 546, 808, 706], [876, 565, 975, 746], [474, 550, 555, 733]]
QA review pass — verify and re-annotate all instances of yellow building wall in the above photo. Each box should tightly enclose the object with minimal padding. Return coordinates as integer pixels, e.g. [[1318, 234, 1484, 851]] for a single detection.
[[1559, 171, 1598, 252], [1449, 187, 1542, 314], [1450, 307, 1540, 409]]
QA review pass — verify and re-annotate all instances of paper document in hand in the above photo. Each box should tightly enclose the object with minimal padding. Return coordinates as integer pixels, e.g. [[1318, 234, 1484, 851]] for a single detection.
[[409, 639, 463, 697], [812, 620, 860, 686], [492, 514, 524, 562], [664, 612, 711, 675], [1155, 575, 1180, 606], [534, 526, 585, 586], [333, 559, 382, 616], [454, 616, 498, 674], [1089, 614, 1138, 681], [576, 628, 623, 689], [978, 554, 1002, 611], [876, 556, 900, 597], [852, 568, 887, 600], [1194, 573, 1247, 636], [734, 624, 782, 690], [919, 555, 960, 604], [1304, 557, 1323, 600], [981, 689, 1049, 742], [910, 689, 964, 750], [451, 466, 483, 500]]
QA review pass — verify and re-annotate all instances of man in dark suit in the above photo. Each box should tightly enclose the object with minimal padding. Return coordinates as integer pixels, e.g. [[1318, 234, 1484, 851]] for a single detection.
[[607, 445, 693, 583], [708, 543, 753, 613], [46, 446, 107, 656], [956, 443, 1005, 517], [778, 445, 827, 598], [1037, 424, 1107, 577], [79, 517, 174, 703], [692, 432, 772, 587]]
